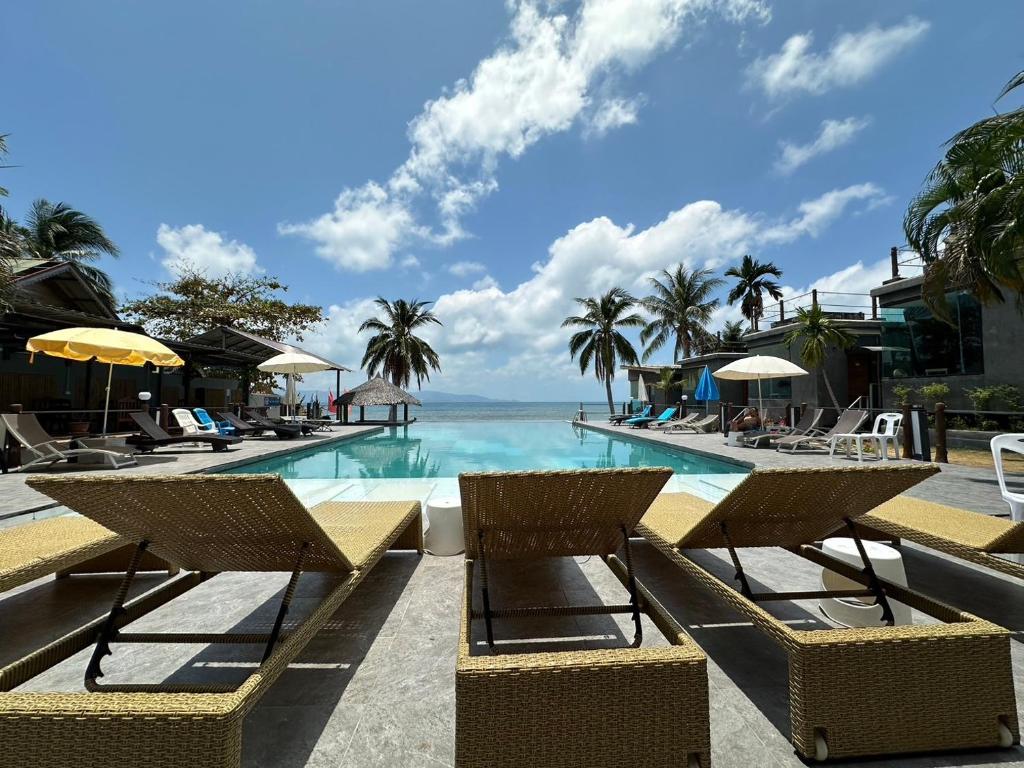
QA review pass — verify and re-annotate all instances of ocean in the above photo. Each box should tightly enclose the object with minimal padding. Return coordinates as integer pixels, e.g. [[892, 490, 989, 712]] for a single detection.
[[342, 401, 611, 422]]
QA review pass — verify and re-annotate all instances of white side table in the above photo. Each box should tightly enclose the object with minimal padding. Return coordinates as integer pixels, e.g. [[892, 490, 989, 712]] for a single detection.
[[424, 496, 464, 556], [819, 538, 912, 627]]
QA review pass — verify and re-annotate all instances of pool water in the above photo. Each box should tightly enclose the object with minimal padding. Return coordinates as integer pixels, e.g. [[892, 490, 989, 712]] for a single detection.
[[227, 421, 746, 480]]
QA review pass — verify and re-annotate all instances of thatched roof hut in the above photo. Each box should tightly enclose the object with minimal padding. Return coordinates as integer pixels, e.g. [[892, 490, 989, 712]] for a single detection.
[[338, 376, 420, 424]]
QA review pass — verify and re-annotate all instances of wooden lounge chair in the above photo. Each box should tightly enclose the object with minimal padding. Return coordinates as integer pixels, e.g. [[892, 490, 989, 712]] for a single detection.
[[126, 411, 242, 452], [859, 495, 1024, 580], [637, 465, 1019, 762], [456, 468, 710, 768], [775, 408, 868, 453], [744, 407, 823, 448], [1, 413, 136, 471], [5, 474, 423, 768], [244, 408, 307, 437]]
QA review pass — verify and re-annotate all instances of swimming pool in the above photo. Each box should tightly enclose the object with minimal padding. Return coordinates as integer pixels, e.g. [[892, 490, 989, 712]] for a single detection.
[[226, 421, 746, 480]]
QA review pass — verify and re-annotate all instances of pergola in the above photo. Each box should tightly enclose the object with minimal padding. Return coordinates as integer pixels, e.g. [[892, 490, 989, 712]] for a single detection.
[[337, 376, 421, 425]]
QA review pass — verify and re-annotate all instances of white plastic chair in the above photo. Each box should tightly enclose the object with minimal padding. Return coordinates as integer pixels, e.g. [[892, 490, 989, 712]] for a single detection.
[[830, 412, 902, 462], [991, 434, 1024, 523], [171, 408, 212, 444]]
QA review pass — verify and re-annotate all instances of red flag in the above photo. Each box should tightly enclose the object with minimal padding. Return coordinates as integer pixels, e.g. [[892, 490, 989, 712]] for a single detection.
[[327, 390, 336, 414]]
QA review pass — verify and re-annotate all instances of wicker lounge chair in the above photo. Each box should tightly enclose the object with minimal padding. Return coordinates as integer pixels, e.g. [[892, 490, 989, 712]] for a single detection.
[[637, 465, 1019, 761], [5, 474, 422, 768], [775, 408, 868, 453], [1, 413, 136, 471], [744, 407, 823, 448], [859, 495, 1024, 580], [126, 411, 241, 452], [667, 414, 719, 434], [0, 516, 176, 595], [456, 468, 710, 768]]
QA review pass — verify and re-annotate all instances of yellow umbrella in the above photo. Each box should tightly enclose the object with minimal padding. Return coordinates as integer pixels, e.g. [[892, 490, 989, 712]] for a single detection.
[[27, 327, 185, 435]]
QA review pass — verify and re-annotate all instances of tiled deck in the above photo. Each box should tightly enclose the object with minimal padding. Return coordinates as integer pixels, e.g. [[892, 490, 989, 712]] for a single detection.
[[2, 422, 1022, 767]]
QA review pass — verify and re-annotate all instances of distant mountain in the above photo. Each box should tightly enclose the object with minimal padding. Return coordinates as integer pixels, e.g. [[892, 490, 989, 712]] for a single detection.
[[417, 390, 514, 403]]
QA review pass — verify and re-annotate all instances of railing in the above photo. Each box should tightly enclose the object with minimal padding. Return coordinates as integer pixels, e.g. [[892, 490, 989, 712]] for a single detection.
[[749, 289, 878, 332]]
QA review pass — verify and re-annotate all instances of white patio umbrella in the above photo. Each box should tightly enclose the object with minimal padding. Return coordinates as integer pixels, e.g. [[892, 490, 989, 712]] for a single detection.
[[713, 355, 808, 415], [636, 372, 649, 403], [257, 352, 332, 417]]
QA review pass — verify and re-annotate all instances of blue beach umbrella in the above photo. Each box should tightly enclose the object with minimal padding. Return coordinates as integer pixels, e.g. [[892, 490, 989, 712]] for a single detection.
[[694, 365, 719, 414]]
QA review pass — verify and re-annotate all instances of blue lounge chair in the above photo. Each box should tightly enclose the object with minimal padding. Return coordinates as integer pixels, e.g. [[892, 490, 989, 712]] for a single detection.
[[627, 407, 676, 429], [194, 407, 236, 436], [610, 404, 650, 425]]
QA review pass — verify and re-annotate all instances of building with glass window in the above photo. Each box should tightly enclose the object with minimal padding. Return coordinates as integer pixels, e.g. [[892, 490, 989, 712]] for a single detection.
[[871, 273, 1007, 410]]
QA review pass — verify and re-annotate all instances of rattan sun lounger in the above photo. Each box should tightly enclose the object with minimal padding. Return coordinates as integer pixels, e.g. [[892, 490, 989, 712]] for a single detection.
[[0, 516, 175, 595], [859, 495, 1024, 580], [4, 474, 422, 768], [637, 465, 1019, 762], [456, 468, 711, 768]]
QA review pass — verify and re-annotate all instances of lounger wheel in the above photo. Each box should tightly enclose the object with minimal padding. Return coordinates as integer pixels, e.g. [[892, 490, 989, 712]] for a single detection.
[[813, 729, 828, 761], [998, 717, 1014, 747]]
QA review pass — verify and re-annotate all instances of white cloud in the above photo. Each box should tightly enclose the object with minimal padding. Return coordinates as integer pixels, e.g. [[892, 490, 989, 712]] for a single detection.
[[282, 0, 769, 270], [300, 183, 880, 398], [762, 182, 888, 242], [277, 182, 418, 272], [775, 116, 870, 174], [584, 96, 644, 137], [448, 260, 487, 277], [400, 254, 421, 269], [749, 17, 929, 99], [156, 223, 262, 277]]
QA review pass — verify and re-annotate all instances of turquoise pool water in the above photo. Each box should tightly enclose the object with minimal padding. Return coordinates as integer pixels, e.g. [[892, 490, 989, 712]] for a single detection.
[[226, 421, 746, 479]]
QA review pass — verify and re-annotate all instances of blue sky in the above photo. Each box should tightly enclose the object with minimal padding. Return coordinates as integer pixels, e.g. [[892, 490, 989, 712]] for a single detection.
[[4, 1, 1023, 400]]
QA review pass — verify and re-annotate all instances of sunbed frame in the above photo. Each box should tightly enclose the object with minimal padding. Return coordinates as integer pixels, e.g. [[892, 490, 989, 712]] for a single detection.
[[4, 474, 422, 768], [637, 465, 1019, 762], [456, 468, 711, 768]]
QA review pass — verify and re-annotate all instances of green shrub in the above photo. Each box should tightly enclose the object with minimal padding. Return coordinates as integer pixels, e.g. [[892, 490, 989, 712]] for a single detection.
[[980, 419, 1000, 432], [992, 384, 1022, 411], [891, 384, 915, 406], [965, 386, 995, 412], [917, 382, 950, 408], [1010, 418, 1024, 432], [947, 415, 969, 430]]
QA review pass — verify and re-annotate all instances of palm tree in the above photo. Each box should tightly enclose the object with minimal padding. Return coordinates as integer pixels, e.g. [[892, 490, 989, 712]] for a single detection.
[[640, 266, 723, 362], [725, 254, 783, 331], [783, 304, 855, 411], [21, 199, 120, 304], [720, 319, 747, 349], [359, 298, 442, 394], [904, 70, 1024, 319], [562, 287, 643, 415], [0, 137, 19, 309]]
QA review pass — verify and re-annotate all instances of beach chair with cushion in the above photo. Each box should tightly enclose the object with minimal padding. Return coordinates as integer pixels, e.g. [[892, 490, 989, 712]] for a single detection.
[[637, 465, 1019, 762], [0, 413, 136, 472], [744, 407, 823, 448], [5, 474, 423, 768], [859, 495, 1024, 581], [626, 407, 675, 429], [775, 408, 868, 453], [244, 408, 307, 437], [456, 468, 710, 768], [609, 404, 650, 425], [126, 411, 241, 453]]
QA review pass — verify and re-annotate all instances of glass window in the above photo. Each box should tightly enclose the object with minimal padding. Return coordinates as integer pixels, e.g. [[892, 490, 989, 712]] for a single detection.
[[759, 377, 792, 399], [880, 292, 984, 378]]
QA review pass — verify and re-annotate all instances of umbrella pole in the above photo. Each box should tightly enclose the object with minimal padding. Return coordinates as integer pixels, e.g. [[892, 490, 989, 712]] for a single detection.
[[102, 362, 113, 436], [758, 376, 763, 419]]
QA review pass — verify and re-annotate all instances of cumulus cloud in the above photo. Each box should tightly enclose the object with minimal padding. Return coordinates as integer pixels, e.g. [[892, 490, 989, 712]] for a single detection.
[[775, 116, 871, 174], [156, 223, 262, 277], [300, 183, 884, 398], [448, 260, 487, 277], [400, 254, 421, 269], [749, 17, 929, 99], [282, 0, 769, 271]]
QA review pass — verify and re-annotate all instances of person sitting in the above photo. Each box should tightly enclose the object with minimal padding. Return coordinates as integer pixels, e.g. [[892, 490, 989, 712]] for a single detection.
[[729, 407, 762, 433]]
